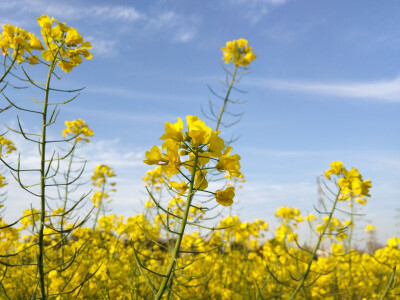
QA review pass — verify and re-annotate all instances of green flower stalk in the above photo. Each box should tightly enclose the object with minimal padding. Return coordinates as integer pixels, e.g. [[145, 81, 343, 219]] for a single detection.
[[288, 161, 372, 300], [0, 15, 92, 299]]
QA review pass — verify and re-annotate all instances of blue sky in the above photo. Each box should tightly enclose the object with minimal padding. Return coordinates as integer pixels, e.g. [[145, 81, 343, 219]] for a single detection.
[[1, 0, 400, 244]]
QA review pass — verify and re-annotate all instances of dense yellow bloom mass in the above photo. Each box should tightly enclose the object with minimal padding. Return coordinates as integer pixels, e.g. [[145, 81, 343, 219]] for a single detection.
[[62, 119, 94, 142], [37, 14, 92, 72], [1, 16, 91, 71], [91, 165, 116, 208], [221, 38, 256, 67], [91, 164, 116, 187], [324, 160, 371, 202], [0, 24, 43, 63]]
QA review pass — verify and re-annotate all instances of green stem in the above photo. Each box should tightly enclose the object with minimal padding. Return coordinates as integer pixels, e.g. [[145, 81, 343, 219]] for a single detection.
[[154, 148, 199, 300], [38, 57, 57, 300], [215, 65, 238, 131], [93, 181, 106, 231], [0, 48, 19, 84], [288, 188, 341, 300], [60, 144, 76, 270], [378, 266, 396, 300], [347, 198, 354, 298]]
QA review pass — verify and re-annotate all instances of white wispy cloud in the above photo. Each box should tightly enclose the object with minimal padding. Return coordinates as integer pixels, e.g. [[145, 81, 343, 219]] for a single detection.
[[249, 76, 400, 102], [87, 6, 143, 22], [85, 86, 202, 102], [1, 0, 145, 23], [88, 38, 118, 57], [227, 0, 288, 24], [143, 11, 198, 43], [1, 135, 147, 221]]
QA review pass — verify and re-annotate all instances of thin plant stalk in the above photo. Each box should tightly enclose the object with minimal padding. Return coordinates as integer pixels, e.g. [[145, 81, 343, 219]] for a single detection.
[[154, 149, 199, 299], [215, 65, 238, 131], [288, 188, 341, 300], [38, 54, 58, 300]]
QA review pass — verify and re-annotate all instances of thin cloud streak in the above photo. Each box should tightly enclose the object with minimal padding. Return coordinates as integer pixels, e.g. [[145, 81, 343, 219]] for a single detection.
[[250, 76, 400, 102], [86, 86, 201, 102]]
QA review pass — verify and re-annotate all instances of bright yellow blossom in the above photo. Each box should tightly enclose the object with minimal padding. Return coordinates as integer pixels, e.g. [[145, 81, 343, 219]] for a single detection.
[[186, 115, 212, 146], [159, 117, 185, 144], [0, 174, 7, 188], [143, 145, 165, 165], [0, 136, 17, 156], [216, 146, 241, 178], [62, 119, 94, 142], [221, 38, 256, 67], [365, 224, 376, 232], [215, 186, 235, 206], [37, 14, 92, 72]]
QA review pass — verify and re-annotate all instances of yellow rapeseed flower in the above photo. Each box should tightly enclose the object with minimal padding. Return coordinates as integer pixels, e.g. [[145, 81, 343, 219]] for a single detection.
[[365, 224, 376, 232], [215, 186, 235, 206], [221, 38, 256, 67], [37, 14, 92, 72], [62, 119, 94, 142], [0, 136, 17, 156]]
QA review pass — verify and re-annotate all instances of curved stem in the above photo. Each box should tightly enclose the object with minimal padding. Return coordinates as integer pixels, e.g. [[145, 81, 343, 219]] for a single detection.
[[60, 144, 76, 269], [155, 148, 199, 299], [93, 181, 106, 231], [288, 188, 341, 300], [0, 48, 19, 84], [215, 65, 238, 131], [38, 56, 57, 300]]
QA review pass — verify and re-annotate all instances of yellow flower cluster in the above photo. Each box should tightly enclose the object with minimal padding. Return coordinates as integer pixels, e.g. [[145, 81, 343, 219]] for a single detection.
[[62, 119, 94, 143], [365, 224, 376, 232], [37, 15, 92, 72], [0, 24, 43, 64], [315, 216, 349, 241], [325, 160, 372, 202], [0, 173, 7, 188], [142, 165, 163, 191], [91, 165, 116, 207], [143, 116, 242, 206], [0, 136, 17, 156], [1, 15, 92, 71], [91, 164, 116, 188], [275, 206, 304, 242], [221, 38, 256, 67]]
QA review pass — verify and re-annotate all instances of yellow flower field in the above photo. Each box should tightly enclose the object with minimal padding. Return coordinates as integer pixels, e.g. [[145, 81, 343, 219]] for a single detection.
[[0, 15, 399, 299]]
